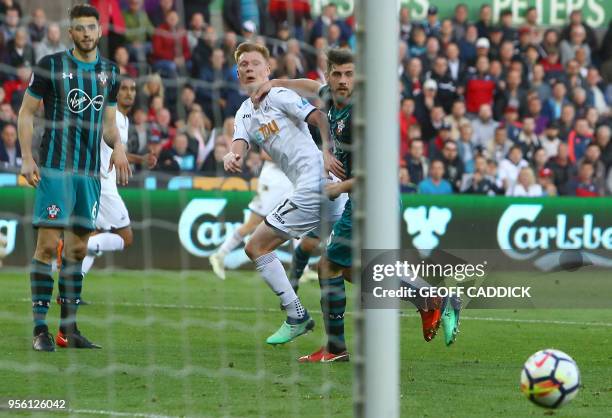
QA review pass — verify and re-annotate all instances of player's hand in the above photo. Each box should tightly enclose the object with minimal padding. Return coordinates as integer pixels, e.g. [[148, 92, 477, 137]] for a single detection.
[[223, 152, 242, 173], [324, 150, 346, 180], [110, 147, 132, 186], [325, 182, 344, 201], [20, 156, 40, 187], [144, 153, 157, 169], [251, 80, 274, 109]]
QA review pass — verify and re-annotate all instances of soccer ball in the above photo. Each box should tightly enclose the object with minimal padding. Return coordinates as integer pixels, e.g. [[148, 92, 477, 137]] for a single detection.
[[520, 349, 580, 409]]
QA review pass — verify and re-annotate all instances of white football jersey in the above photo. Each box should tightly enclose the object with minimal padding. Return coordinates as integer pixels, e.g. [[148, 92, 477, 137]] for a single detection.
[[233, 87, 323, 186], [100, 109, 129, 183]]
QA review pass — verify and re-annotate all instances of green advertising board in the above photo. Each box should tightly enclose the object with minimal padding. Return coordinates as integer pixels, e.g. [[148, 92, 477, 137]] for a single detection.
[[0, 188, 610, 271], [209, 0, 611, 28]]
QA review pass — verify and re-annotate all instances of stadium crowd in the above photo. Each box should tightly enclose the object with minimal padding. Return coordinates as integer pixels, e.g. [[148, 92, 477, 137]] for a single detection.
[[0, 0, 611, 196]]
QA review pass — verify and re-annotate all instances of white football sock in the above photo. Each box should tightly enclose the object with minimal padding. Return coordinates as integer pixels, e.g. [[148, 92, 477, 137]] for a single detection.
[[88, 233, 125, 253], [218, 229, 244, 256], [82, 255, 95, 274], [255, 252, 304, 319]]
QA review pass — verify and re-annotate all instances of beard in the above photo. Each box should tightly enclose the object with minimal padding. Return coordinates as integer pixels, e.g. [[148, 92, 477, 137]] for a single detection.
[[74, 37, 99, 54]]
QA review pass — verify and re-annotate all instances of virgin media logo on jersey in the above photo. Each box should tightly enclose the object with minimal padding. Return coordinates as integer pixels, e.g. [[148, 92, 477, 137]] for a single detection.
[[67, 88, 104, 114]]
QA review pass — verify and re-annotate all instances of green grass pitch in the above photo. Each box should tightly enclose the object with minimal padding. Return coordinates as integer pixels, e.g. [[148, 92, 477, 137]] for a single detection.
[[0, 270, 611, 417]]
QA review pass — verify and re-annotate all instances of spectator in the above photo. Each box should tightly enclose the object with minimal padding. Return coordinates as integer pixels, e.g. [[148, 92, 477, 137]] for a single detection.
[[498, 145, 529, 190], [27, 8, 46, 44], [196, 47, 235, 124], [516, 117, 541, 160], [545, 142, 576, 195], [151, 10, 191, 77], [445, 42, 466, 86], [150, 0, 175, 28], [471, 103, 498, 150], [458, 24, 478, 64], [185, 109, 212, 167], [114, 46, 138, 78], [431, 123, 452, 156], [399, 97, 417, 158], [307, 51, 327, 83], [89, 0, 126, 56], [565, 161, 600, 196], [506, 167, 543, 196], [499, 9, 517, 42], [525, 96, 548, 134], [440, 140, 464, 191], [2, 62, 29, 112], [585, 67, 608, 116], [420, 104, 445, 145], [494, 69, 527, 120], [425, 56, 457, 113], [578, 143, 606, 194], [401, 57, 423, 99], [542, 82, 569, 121], [268, 0, 311, 41], [34, 23, 65, 63], [483, 126, 512, 164], [539, 47, 564, 81], [399, 6, 412, 44], [421, 36, 440, 73], [560, 10, 598, 53], [0, 0, 22, 22], [309, 3, 350, 45], [0, 6, 20, 43], [562, 59, 586, 91], [0, 122, 20, 167], [128, 107, 149, 155], [423, 6, 440, 37], [594, 125, 611, 169], [438, 19, 455, 51], [163, 133, 198, 172], [123, 0, 154, 62], [461, 155, 502, 195], [457, 122, 476, 172], [417, 159, 453, 194], [408, 25, 426, 58], [445, 100, 469, 141], [175, 84, 199, 121], [475, 4, 492, 38], [142, 73, 165, 108], [541, 121, 561, 160], [241, 20, 257, 42], [537, 167, 558, 196], [524, 6, 543, 44], [451, 3, 469, 41], [465, 56, 496, 114], [191, 25, 218, 78], [558, 103, 576, 140], [531, 147, 549, 175], [187, 13, 206, 50], [7, 27, 34, 67], [567, 118, 593, 163], [154, 107, 175, 144], [502, 106, 522, 143], [413, 79, 438, 131], [201, 133, 230, 175], [406, 138, 428, 186]]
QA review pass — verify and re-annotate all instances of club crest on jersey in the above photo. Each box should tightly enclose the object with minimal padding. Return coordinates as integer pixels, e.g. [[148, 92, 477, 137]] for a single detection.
[[46, 204, 61, 220], [67, 88, 104, 113], [336, 119, 345, 134], [97, 72, 108, 85]]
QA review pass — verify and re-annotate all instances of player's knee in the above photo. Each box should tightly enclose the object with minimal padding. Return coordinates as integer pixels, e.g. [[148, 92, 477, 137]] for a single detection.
[[65, 244, 88, 261], [120, 229, 134, 248], [34, 240, 59, 264], [244, 240, 258, 261], [301, 237, 318, 253]]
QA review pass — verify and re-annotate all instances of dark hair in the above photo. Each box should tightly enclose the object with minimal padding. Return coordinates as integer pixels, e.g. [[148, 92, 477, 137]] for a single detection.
[[70, 4, 100, 21], [500, 9, 512, 17], [327, 48, 354, 73]]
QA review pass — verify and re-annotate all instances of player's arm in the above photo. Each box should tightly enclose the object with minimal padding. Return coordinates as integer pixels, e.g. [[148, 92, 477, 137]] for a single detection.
[[223, 139, 248, 173], [103, 105, 131, 185], [326, 178, 355, 200], [252, 78, 322, 105], [306, 109, 345, 179], [17, 93, 42, 187]]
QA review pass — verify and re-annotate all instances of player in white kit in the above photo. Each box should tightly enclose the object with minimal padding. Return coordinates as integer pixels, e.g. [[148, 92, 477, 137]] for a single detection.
[[81, 77, 156, 274], [224, 42, 345, 345], [209, 153, 293, 280]]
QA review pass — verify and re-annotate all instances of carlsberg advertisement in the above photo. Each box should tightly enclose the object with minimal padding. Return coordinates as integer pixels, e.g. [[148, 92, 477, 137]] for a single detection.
[[0, 188, 610, 270]]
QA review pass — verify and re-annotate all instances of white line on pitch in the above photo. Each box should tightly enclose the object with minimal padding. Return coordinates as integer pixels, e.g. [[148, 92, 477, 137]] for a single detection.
[[11, 298, 612, 328], [68, 409, 182, 418]]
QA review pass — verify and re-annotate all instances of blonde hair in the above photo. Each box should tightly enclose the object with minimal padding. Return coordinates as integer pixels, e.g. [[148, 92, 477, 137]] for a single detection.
[[234, 41, 270, 64], [143, 73, 165, 100]]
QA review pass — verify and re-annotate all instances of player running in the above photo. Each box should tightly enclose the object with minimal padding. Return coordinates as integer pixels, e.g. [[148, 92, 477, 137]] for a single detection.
[[209, 152, 293, 280], [253, 48, 462, 362], [80, 76, 156, 276], [18, 4, 130, 351], [224, 42, 345, 345]]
